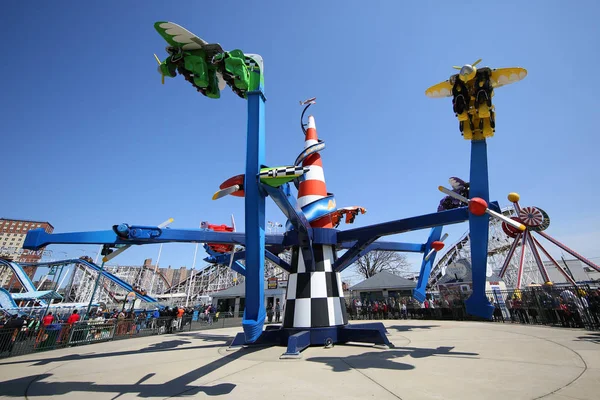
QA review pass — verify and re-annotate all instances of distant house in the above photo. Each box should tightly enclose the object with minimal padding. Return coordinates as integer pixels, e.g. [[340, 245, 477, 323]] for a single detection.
[[348, 271, 416, 301]]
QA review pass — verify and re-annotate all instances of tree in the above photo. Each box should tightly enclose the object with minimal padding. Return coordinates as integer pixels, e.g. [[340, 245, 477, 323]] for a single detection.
[[353, 250, 412, 279]]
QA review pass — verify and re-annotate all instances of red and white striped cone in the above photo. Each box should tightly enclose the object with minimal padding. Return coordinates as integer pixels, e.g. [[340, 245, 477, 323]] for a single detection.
[[297, 115, 333, 229], [282, 115, 348, 329]]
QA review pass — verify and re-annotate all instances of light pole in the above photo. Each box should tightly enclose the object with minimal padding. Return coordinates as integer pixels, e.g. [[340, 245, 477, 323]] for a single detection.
[[85, 246, 109, 319], [185, 222, 202, 307], [149, 243, 163, 296], [268, 221, 282, 234]]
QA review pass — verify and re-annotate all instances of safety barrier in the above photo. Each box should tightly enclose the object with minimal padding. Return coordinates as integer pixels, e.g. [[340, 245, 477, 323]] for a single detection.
[[347, 285, 600, 331], [0, 316, 189, 359], [0, 314, 248, 359]]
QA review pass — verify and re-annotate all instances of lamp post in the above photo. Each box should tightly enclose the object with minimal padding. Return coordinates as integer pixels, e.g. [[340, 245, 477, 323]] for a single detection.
[[186, 222, 202, 307], [85, 245, 110, 319], [148, 243, 163, 297], [85, 259, 106, 319]]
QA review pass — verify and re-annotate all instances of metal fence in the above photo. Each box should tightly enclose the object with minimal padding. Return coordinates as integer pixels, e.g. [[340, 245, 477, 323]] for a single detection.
[[4, 285, 598, 359], [347, 285, 600, 331], [0, 314, 243, 359]]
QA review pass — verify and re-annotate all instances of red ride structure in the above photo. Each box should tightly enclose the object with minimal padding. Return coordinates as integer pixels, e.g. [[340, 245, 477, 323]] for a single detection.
[[498, 193, 600, 288]]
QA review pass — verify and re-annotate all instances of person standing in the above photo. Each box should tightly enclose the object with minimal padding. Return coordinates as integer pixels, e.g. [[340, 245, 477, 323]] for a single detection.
[[42, 312, 54, 326], [67, 310, 80, 325], [275, 299, 281, 323]]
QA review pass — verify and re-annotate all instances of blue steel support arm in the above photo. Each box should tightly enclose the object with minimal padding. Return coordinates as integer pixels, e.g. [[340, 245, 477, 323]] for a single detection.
[[336, 208, 469, 244], [242, 87, 267, 343], [338, 241, 424, 253], [261, 183, 312, 234], [231, 261, 246, 276], [334, 208, 469, 272], [264, 250, 292, 273], [333, 238, 378, 273], [204, 249, 290, 274], [261, 183, 316, 271], [465, 139, 494, 319], [23, 228, 286, 250], [413, 226, 443, 302], [334, 241, 426, 273]]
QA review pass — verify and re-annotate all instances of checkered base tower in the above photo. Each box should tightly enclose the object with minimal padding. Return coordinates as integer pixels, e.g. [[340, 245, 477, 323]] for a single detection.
[[282, 245, 348, 329], [231, 112, 391, 357]]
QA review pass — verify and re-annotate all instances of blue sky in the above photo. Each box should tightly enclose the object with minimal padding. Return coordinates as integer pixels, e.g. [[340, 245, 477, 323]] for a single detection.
[[2, 1, 599, 285]]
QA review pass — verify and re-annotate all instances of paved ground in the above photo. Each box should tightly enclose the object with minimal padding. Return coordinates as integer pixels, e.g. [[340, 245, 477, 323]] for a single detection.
[[0, 320, 598, 399]]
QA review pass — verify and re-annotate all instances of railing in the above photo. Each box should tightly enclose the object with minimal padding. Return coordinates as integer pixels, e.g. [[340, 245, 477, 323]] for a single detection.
[[0, 313, 249, 359], [0, 315, 230, 359], [347, 285, 600, 331]]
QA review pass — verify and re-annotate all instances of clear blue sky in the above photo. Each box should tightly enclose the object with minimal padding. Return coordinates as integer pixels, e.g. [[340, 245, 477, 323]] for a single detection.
[[2, 1, 599, 285]]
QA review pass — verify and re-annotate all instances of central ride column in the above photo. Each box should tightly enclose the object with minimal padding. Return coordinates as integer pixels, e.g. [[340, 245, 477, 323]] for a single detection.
[[283, 115, 348, 331]]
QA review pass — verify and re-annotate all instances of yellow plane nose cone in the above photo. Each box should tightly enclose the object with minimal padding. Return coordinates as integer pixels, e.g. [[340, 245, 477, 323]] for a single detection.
[[507, 192, 520, 203], [459, 65, 476, 82]]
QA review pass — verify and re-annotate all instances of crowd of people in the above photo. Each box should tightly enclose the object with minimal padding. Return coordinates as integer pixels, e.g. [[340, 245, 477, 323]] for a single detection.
[[346, 296, 462, 321], [0, 305, 206, 357], [3, 285, 599, 358], [345, 285, 600, 330]]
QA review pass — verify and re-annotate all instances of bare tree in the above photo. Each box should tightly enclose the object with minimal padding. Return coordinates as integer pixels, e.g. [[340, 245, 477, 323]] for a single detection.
[[353, 250, 412, 279]]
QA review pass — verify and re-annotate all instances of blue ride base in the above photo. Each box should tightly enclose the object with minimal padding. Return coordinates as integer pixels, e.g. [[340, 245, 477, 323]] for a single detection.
[[229, 323, 391, 358]]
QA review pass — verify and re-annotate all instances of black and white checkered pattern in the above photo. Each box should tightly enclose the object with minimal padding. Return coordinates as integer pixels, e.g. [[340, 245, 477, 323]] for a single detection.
[[282, 245, 348, 328], [259, 166, 308, 178]]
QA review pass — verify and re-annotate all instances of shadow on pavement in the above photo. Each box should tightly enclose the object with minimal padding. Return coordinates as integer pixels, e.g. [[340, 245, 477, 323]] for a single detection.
[[174, 332, 234, 343], [576, 332, 600, 344], [0, 339, 222, 367], [306, 346, 479, 372], [387, 325, 440, 332], [0, 346, 263, 398]]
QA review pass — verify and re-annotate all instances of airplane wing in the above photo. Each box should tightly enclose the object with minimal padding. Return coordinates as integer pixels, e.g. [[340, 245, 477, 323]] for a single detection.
[[449, 177, 467, 191], [154, 21, 211, 51], [425, 80, 453, 98], [490, 67, 527, 88]]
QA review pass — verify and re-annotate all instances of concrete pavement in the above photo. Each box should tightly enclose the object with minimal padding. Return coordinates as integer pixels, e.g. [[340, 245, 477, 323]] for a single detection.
[[0, 320, 598, 399]]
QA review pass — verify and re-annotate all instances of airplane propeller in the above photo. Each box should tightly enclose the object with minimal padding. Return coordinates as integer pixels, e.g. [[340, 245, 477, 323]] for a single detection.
[[228, 214, 239, 269], [424, 233, 449, 261], [154, 54, 165, 85], [452, 59, 482, 82], [438, 186, 526, 231], [452, 58, 482, 70]]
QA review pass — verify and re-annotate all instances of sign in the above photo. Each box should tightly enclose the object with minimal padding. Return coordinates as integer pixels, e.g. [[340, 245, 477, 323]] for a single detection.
[[0, 247, 50, 257], [278, 280, 288, 289], [446, 261, 468, 280], [490, 286, 510, 320], [267, 277, 278, 289]]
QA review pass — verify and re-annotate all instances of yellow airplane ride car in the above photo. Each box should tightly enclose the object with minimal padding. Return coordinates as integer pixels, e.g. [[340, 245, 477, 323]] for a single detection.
[[426, 59, 527, 140]]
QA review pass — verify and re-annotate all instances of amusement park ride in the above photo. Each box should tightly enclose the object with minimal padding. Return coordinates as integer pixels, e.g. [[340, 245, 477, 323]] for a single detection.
[[23, 21, 573, 356], [496, 193, 600, 288], [425, 59, 527, 139]]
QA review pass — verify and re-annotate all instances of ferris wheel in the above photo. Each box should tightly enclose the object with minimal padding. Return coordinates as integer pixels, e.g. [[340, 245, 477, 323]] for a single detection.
[[498, 193, 600, 288]]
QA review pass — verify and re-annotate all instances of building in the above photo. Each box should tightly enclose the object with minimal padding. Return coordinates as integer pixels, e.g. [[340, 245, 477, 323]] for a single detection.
[[543, 258, 600, 284], [348, 271, 417, 301], [141, 258, 190, 287], [211, 278, 288, 317], [160, 265, 190, 287], [0, 218, 54, 290]]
